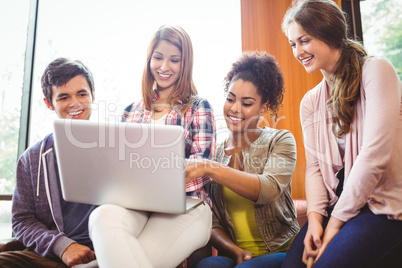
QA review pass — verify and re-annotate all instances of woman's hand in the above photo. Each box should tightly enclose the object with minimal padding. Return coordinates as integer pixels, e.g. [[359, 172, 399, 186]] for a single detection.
[[185, 159, 207, 183], [302, 212, 324, 265], [235, 249, 252, 265], [185, 159, 220, 183], [210, 227, 252, 265], [314, 217, 344, 262]]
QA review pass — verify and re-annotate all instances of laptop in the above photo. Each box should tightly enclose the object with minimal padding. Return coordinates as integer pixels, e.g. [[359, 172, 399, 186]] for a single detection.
[[53, 119, 204, 214]]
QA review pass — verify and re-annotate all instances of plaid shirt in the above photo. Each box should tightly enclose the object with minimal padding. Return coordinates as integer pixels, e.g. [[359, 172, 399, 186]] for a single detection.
[[122, 92, 216, 206]]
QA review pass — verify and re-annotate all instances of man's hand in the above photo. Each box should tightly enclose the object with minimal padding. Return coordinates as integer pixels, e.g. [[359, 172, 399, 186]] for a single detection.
[[61, 243, 96, 267]]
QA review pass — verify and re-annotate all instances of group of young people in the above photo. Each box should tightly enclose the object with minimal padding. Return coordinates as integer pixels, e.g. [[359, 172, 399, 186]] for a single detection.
[[0, 0, 401, 267]]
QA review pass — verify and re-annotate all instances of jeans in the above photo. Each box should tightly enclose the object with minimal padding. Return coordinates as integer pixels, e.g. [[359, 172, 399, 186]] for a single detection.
[[197, 253, 286, 268], [282, 206, 402, 268]]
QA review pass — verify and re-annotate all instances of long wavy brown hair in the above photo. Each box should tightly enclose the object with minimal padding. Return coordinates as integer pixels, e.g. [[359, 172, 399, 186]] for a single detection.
[[141, 25, 198, 113], [282, 0, 367, 137]]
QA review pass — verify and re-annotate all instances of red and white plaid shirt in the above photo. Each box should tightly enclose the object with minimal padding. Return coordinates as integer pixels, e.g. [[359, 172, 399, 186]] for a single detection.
[[122, 92, 216, 206]]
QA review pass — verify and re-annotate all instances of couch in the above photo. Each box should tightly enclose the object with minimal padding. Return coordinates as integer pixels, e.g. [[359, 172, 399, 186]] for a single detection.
[[0, 199, 307, 268]]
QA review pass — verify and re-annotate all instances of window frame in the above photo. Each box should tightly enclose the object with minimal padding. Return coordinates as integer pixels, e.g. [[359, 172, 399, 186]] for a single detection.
[[342, 0, 364, 42], [0, 0, 38, 202]]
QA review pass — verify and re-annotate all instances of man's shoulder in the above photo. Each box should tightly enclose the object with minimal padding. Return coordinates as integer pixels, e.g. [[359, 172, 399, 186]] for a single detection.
[[20, 133, 54, 160]]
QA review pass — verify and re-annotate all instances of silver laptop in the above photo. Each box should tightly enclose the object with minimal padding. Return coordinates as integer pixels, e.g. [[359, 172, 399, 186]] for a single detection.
[[53, 119, 203, 214]]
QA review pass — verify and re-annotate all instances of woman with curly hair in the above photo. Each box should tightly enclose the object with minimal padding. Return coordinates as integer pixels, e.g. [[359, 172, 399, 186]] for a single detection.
[[186, 51, 299, 268]]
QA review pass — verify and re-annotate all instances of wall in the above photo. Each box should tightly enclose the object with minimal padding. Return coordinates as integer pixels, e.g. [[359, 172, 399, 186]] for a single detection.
[[240, 0, 341, 198]]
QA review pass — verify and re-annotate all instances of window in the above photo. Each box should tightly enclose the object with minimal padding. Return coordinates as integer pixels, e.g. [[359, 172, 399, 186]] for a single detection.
[[0, 0, 241, 239], [0, 0, 31, 239], [360, 0, 402, 79], [30, 0, 241, 145]]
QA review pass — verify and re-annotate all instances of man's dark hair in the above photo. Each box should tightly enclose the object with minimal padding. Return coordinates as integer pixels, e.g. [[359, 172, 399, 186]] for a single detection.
[[41, 57, 95, 104]]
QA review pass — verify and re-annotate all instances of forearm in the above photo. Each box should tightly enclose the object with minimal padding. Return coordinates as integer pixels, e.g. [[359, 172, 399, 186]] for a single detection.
[[307, 211, 324, 227], [13, 215, 69, 258], [13, 190, 63, 257], [206, 161, 260, 202], [13, 189, 67, 257]]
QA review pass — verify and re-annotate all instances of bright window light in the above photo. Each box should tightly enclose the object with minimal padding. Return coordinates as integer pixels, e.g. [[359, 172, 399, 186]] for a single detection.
[[30, 0, 242, 145]]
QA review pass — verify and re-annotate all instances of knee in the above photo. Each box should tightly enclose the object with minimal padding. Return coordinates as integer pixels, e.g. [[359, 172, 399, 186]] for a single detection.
[[89, 204, 150, 239], [201, 205, 212, 235], [196, 204, 212, 225], [89, 204, 127, 231], [192, 205, 213, 245]]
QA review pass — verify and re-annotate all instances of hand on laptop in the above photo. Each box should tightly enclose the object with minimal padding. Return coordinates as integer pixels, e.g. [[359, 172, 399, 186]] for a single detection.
[[185, 159, 221, 183], [61, 243, 96, 267]]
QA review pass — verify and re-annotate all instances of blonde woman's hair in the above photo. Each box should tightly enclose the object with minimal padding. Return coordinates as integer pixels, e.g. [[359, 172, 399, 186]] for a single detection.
[[142, 25, 197, 113], [282, 0, 367, 137]]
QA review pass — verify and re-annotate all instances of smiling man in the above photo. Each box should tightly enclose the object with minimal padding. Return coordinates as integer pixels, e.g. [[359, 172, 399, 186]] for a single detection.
[[0, 58, 98, 268]]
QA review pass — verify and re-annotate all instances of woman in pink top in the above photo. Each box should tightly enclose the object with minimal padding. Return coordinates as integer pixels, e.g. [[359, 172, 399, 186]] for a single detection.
[[281, 0, 402, 267]]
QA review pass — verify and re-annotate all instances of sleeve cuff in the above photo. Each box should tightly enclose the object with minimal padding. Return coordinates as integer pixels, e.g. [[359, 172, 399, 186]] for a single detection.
[[52, 236, 76, 259]]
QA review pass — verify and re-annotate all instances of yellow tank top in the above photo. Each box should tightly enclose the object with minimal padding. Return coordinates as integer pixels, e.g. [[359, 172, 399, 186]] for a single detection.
[[223, 186, 266, 257]]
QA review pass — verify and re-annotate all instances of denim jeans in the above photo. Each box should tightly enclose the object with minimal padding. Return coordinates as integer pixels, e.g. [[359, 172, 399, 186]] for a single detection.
[[196, 252, 286, 268], [282, 206, 402, 268]]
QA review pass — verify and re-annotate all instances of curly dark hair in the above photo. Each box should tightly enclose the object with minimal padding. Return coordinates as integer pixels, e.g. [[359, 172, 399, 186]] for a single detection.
[[224, 51, 284, 118]]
